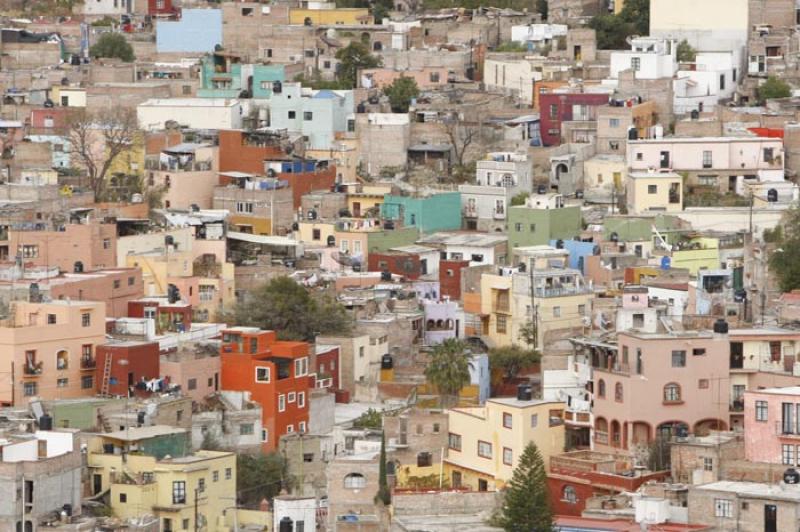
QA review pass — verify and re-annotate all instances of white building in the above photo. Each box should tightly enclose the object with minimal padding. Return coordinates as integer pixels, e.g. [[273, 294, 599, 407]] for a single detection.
[[84, 0, 134, 15], [417, 232, 508, 267], [510, 24, 568, 51], [609, 37, 677, 80], [483, 56, 571, 104], [137, 98, 244, 130], [273, 495, 317, 532], [673, 52, 738, 115], [459, 151, 532, 231]]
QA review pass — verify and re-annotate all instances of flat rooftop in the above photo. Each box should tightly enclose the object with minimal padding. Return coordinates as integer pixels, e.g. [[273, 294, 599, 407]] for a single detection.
[[697, 481, 800, 501]]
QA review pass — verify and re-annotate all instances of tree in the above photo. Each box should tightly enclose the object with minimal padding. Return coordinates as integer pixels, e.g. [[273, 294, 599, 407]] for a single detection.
[[496, 442, 553, 531], [619, 0, 649, 36], [376, 432, 391, 505], [770, 206, 800, 293], [237, 453, 288, 507], [758, 76, 792, 104], [372, 0, 392, 23], [353, 408, 383, 430], [676, 40, 696, 62], [589, 14, 636, 50], [90, 32, 134, 62], [494, 41, 527, 53], [424, 338, 471, 407], [335, 42, 382, 88], [510, 192, 528, 206], [489, 345, 540, 382], [231, 276, 352, 341], [443, 116, 479, 170], [647, 436, 671, 471], [67, 107, 138, 199], [536, 0, 547, 20], [383, 76, 420, 113]]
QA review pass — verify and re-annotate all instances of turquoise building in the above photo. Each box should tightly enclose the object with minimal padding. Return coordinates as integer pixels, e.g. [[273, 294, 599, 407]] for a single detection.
[[380, 192, 462, 234], [198, 53, 289, 99]]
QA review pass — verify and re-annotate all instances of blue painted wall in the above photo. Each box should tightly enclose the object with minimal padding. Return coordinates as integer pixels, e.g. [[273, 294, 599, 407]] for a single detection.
[[381, 192, 462, 234], [157, 9, 222, 53], [549, 239, 598, 274]]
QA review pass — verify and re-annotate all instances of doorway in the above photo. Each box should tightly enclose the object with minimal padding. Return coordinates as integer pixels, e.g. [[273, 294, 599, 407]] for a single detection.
[[765, 504, 777, 532]]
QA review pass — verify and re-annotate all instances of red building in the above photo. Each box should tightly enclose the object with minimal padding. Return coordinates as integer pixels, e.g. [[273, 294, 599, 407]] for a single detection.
[[439, 259, 470, 300], [367, 251, 423, 280], [315, 344, 340, 390], [96, 341, 161, 397], [148, 0, 176, 15], [538, 91, 609, 146], [29, 107, 69, 132], [127, 298, 192, 334], [220, 327, 311, 451]]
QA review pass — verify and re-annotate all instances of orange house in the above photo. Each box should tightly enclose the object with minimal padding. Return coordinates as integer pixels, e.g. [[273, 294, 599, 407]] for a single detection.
[[220, 327, 311, 451]]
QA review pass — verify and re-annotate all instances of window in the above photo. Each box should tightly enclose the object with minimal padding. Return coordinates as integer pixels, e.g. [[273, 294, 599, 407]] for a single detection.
[[609, 118, 620, 128], [344, 473, 366, 489], [188, 378, 197, 390], [81, 313, 91, 327], [578, 304, 586, 315], [182, 519, 190, 530], [236, 202, 254, 214], [531, 414, 538, 428], [255, 367, 270, 383], [19, 244, 38, 258], [609, 141, 619, 151], [417, 452, 432, 467], [671, 350, 686, 367], [636, 152, 643, 161], [496, 315, 507, 334], [288, 111, 296, 119], [783, 402, 795, 434], [648, 184, 658, 194], [312, 229, 321, 240], [120, 493, 127, 503], [631, 57, 641, 71], [225, 467, 232, 480], [286, 425, 294, 434], [304, 111, 313, 121], [198, 478, 205, 493], [103, 238, 111, 250], [430, 72, 440, 83], [503, 412, 512, 429], [549, 104, 558, 119], [563, 485, 577, 503], [770, 341, 782, 362], [262, 429, 268, 442], [433, 423, 440, 433], [172, 481, 186, 504], [693, 348, 706, 356], [703, 457, 713, 471], [239, 423, 254, 435], [448, 433, 462, 451], [56, 350, 68, 370], [714, 499, 732, 518], [598, 379, 606, 398], [81, 376, 93, 389], [719, 74, 725, 90], [295, 357, 309, 377], [764, 147, 775, 162], [23, 382, 37, 397], [56, 378, 68, 388], [324, 60, 331, 69], [477, 440, 492, 459], [113, 280, 121, 289], [288, 391, 296, 403], [698, 175, 717, 187], [278, 394, 286, 412], [756, 400, 768, 421], [213, 471, 219, 482], [299, 421, 306, 433], [553, 306, 561, 317], [503, 447, 513, 465], [664, 383, 681, 402], [298, 392, 306, 408], [783, 444, 795, 465], [615, 382, 623, 402], [698, 379, 709, 389], [702, 150, 713, 168], [47, 314, 56, 325]]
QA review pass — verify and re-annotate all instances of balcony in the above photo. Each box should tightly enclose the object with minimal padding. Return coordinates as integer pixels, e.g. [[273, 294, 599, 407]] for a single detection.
[[730, 399, 744, 412], [493, 208, 506, 220], [81, 357, 97, 371], [23, 363, 42, 376], [144, 158, 213, 172], [595, 431, 609, 445], [463, 206, 478, 218]]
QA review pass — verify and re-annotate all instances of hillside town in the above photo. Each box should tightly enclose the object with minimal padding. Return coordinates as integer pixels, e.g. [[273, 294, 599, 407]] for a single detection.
[[2, 0, 800, 530]]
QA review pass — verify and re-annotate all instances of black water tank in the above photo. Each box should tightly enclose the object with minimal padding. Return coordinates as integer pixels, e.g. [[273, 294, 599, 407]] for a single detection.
[[279, 516, 293, 532], [537, 184, 547, 194], [713, 318, 729, 334], [768, 188, 778, 202], [39, 414, 53, 431], [381, 354, 393, 369], [517, 384, 533, 401], [556, 239, 565, 249], [610, 232, 619, 242], [518, 262, 526, 273], [690, 109, 700, 120], [381, 270, 392, 281], [628, 128, 638, 140], [273, 81, 283, 94], [785, 468, 800, 484], [137, 411, 146, 426], [62, 504, 73, 517], [575, 189, 584, 199]]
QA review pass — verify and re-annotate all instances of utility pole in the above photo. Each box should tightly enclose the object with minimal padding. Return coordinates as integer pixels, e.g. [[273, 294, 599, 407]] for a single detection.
[[528, 263, 537, 348], [194, 487, 199, 532]]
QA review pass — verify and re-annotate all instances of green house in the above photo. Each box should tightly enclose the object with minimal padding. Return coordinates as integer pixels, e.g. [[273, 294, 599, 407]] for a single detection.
[[508, 204, 582, 249]]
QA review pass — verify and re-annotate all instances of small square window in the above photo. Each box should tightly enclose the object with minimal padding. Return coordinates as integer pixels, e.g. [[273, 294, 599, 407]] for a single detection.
[[120, 493, 127, 503], [288, 111, 296, 119], [304, 111, 313, 121]]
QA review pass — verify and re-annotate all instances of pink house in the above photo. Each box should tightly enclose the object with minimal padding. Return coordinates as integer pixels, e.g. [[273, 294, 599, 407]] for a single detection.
[[626, 136, 784, 192], [744, 387, 800, 466], [592, 329, 731, 452]]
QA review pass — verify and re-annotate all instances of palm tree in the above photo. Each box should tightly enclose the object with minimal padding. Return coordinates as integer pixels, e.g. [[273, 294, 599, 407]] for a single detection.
[[424, 338, 471, 408]]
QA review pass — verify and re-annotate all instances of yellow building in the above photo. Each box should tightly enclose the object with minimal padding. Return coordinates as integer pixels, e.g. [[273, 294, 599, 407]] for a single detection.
[[445, 398, 566, 490], [308, 140, 359, 183], [89, 445, 237, 532], [298, 221, 337, 247], [667, 236, 719, 275], [626, 172, 683, 214], [346, 183, 391, 218], [107, 130, 146, 179], [51, 86, 87, 107], [289, 8, 371, 25]]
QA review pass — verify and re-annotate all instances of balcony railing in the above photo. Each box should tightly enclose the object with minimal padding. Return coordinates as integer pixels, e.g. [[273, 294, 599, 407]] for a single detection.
[[730, 399, 744, 412], [81, 357, 97, 370], [493, 209, 506, 220], [145, 159, 213, 172], [23, 363, 42, 376], [463, 206, 478, 218]]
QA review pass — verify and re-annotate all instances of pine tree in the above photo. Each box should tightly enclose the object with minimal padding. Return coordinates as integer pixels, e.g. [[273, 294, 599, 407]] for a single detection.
[[376, 432, 391, 505], [497, 442, 553, 532]]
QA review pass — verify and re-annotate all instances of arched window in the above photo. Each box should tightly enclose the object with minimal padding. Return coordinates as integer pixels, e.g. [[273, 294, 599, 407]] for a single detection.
[[373, 41, 383, 51], [56, 350, 69, 370], [664, 383, 681, 403], [615, 382, 623, 402], [597, 379, 606, 398], [502, 174, 514, 187], [344, 473, 366, 489], [562, 485, 577, 504], [426, 319, 435, 330]]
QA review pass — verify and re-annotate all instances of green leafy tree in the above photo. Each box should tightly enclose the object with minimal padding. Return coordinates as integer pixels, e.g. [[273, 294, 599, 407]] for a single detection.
[[353, 408, 383, 429], [494, 41, 527, 53], [424, 338, 471, 407], [90, 32, 134, 62], [770, 206, 800, 292], [372, 0, 392, 23], [237, 453, 288, 507], [510, 192, 528, 206], [376, 432, 391, 505], [758, 76, 792, 104], [231, 277, 352, 341], [619, 0, 649, 36], [489, 345, 540, 382], [589, 14, 636, 50], [335, 42, 382, 88], [383, 76, 420, 113], [496, 442, 553, 531], [676, 40, 696, 62]]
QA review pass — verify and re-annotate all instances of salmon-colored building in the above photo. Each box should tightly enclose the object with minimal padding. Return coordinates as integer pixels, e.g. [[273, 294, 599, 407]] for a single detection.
[[220, 327, 311, 451], [592, 328, 731, 452], [5, 221, 117, 273], [744, 387, 800, 466], [0, 300, 106, 405]]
